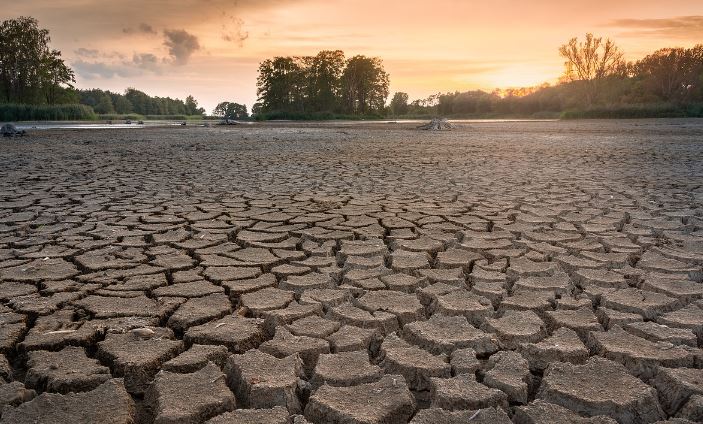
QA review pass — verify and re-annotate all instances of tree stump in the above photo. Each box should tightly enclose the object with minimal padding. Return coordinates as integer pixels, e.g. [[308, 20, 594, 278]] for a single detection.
[[417, 118, 453, 131]]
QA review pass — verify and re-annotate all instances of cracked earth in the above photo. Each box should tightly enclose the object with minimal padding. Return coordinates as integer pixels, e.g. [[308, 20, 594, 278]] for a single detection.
[[1, 119, 703, 423]]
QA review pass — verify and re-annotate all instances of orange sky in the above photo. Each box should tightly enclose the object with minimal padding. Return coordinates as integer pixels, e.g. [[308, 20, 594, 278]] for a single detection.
[[6, 0, 703, 112]]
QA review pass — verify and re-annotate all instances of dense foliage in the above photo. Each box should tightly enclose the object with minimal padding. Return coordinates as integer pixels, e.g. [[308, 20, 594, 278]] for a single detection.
[[77, 88, 205, 116], [255, 50, 389, 118], [213, 101, 248, 119], [0, 17, 75, 105]]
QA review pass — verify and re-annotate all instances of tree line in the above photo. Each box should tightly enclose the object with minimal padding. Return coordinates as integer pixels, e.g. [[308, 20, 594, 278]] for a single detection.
[[78, 88, 204, 116], [390, 35, 703, 119], [2, 16, 702, 121], [254, 50, 389, 118]]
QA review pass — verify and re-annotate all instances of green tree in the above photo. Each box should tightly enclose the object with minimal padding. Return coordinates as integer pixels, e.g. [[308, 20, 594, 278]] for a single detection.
[[112, 95, 133, 114], [390, 92, 409, 115], [634, 45, 703, 103], [558, 33, 625, 107], [340, 55, 389, 114], [213, 102, 229, 117], [185, 95, 205, 115], [94, 93, 115, 114], [0, 16, 75, 104], [307, 50, 345, 112], [257, 56, 308, 113], [213, 101, 248, 119]]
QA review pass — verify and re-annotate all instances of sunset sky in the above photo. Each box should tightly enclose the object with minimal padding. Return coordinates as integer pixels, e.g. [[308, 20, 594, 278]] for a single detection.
[[6, 0, 703, 112]]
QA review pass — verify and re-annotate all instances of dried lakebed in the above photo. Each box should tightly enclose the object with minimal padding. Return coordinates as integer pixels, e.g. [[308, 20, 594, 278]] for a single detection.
[[0, 119, 702, 423]]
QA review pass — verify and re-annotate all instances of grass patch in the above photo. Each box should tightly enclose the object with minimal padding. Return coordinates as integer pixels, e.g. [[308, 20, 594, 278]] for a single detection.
[[0, 104, 97, 121]]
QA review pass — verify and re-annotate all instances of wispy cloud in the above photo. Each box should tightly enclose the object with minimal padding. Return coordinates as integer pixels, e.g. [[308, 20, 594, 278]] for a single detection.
[[222, 16, 249, 47], [163, 29, 201, 65], [606, 15, 703, 39], [74, 48, 100, 58], [132, 53, 162, 73], [72, 60, 142, 79], [123, 22, 158, 35], [72, 52, 164, 79]]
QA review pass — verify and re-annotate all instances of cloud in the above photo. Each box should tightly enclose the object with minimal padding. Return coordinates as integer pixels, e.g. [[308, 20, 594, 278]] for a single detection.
[[222, 16, 249, 47], [132, 53, 162, 73], [72, 52, 164, 79], [606, 15, 703, 39], [74, 48, 125, 60], [163, 29, 201, 65], [123, 22, 158, 35], [74, 48, 100, 58], [72, 60, 142, 79]]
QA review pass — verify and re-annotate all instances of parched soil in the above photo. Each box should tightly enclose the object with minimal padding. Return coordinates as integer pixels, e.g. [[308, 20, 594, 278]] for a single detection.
[[0, 119, 702, 423]]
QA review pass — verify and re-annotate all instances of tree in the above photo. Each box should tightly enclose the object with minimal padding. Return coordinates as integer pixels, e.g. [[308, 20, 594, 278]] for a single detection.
[[112, 95, 133, 114], [558, 33, 625, 107], [634, 45, 703, 103], [340, 55, 389, 114], [251, 102, 263, 117], [185, 95, 205, 115], [94, 93, 115, 114], [213, 101, 248, 119], [213, 102, 229, 117], [390, 92, 409, 115], [256, 56, 308, 113], [307, 50, 345, 112], [0, 16, 75, 104]]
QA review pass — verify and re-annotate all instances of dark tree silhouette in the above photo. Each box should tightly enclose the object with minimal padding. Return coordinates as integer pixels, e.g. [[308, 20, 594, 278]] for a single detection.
[[559, 33, 625, 107]]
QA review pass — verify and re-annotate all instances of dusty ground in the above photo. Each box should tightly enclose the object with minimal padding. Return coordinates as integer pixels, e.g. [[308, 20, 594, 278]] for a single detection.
[[0, 119, 702, 423]]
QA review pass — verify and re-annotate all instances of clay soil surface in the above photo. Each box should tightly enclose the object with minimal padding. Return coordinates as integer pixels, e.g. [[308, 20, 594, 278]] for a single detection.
[[1, 119, 702, 423]]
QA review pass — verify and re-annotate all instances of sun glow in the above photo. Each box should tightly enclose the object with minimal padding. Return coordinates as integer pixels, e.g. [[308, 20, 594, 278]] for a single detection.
[[482, 64, 561, 92]]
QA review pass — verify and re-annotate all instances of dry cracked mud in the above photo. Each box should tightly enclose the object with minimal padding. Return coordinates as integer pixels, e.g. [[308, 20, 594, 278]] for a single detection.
[[0, 119, 702, 423]]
